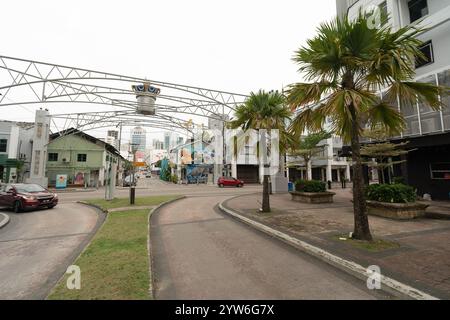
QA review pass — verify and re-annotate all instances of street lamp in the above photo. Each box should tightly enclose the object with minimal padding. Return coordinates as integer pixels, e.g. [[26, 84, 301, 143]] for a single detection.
[[129, 142, 139, 205]]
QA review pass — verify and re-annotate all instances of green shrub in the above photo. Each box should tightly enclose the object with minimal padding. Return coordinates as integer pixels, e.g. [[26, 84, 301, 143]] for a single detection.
[[170, 174, 179, 184], [295, 179, 326, 193], [392, 176, 406, 185], [366, 184, 416, 203]]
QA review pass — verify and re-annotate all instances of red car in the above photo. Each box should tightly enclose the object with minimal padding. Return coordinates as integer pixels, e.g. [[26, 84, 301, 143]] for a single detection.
[[0, 183, 58, 213], [217, 176, 244, 188]]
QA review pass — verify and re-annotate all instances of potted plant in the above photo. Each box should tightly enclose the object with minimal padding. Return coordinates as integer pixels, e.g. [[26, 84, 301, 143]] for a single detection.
[[366, 184, 428, 220], [290, 180, 336, 204]]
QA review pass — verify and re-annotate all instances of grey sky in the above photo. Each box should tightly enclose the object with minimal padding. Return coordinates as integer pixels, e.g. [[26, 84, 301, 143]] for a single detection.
[[1, 0, 336, 141]]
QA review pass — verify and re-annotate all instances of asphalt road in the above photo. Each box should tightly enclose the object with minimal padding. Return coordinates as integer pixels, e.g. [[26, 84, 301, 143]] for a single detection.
[[151, 196, 392, 299], [0, 203, 100, 300]]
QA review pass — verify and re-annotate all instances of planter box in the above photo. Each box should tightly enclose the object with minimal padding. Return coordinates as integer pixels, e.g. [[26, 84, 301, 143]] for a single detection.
[[366, 201, 429, 220], [290, 191, 336, 204]]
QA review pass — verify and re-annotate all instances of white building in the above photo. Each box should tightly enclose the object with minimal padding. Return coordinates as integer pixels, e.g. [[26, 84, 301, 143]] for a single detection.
[[130, 127, 146, 152], [336, 0, 450, 199]]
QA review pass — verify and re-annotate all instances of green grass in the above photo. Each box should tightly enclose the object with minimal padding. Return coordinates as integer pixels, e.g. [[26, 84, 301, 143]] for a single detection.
[[48, 195, 179, 300], [333, 235, 400, 252], [85, 195, 180, 210]]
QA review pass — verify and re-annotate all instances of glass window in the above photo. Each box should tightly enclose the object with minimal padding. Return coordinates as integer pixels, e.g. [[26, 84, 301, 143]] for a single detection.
[[430, 163, 450, 180], [48, 153, 58, 162], [418, 75, 442, 134], [0, 139, 7, 152], [416, 41, 434, 69], [77, 154, 87, 162], [408, 0, 429, 23], [401, 100, 420, 136], [438, 69, 450, 130]]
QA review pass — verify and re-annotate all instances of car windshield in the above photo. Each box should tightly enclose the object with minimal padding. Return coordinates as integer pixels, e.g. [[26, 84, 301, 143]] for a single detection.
[[13, 184, 46, 193]]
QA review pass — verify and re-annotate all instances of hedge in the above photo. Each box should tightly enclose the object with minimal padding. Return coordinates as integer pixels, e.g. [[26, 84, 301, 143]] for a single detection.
[[294, 179, 326, 193], [366, 183, 416, 203]]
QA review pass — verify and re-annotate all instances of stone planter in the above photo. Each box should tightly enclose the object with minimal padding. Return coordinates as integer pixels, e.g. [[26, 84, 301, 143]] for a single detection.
[[290, 191, 336, 204], [366, 201, 429, 220]]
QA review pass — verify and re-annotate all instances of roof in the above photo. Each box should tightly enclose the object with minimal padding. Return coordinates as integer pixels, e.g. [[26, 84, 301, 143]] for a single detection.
[[49, 128, 124, 160]]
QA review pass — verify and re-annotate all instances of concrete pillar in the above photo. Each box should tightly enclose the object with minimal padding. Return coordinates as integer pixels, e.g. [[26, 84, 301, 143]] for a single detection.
[[306, 160, 312, 180], [26, 109, 50, 187], [326, 163, 332, 182], [345, 164, 351, 181], [231, 162, 237, 178]]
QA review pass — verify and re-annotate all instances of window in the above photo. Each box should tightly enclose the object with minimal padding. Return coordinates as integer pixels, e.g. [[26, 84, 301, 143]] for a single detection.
[[379, 1, 388, 26], [0, 139, 7, 152], [415, 40, 434, 69], [77, 154, 87, 162], [430, 163, 450, 180], [48, 153, 58, 162], [408, 0, 428, 23]]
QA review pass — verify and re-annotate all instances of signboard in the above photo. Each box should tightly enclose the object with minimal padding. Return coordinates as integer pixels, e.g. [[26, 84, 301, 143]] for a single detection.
[[56, 174, 68, 189], [133, 162, 147, 167]]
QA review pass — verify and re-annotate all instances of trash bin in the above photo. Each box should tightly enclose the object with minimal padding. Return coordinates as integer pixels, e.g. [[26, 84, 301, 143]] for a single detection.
[[288, 182, 294, 192]]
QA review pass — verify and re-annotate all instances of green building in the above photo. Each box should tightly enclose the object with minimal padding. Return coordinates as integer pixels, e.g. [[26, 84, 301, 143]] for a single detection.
[[46, 129, 123, 187]]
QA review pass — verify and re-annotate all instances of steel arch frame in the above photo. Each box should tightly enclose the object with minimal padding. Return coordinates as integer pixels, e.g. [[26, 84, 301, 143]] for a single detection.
[[0, 55, 248, 132]]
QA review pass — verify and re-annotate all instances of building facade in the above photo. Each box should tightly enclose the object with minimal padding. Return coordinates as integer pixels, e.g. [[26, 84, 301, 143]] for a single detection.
[[0, 121, 34, 184], [46, 129, 123, 187], [337, 0, 450, 199], [131, 127, 146, 152]]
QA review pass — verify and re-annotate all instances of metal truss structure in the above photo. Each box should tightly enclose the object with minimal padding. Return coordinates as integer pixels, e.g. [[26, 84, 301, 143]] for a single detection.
[[0, 55, 248, 136]]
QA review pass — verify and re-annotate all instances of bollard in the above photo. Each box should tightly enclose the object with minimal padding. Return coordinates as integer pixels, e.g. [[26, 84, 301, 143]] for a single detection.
[[328, 180, 332, 190], [130, 186, 135, 205]]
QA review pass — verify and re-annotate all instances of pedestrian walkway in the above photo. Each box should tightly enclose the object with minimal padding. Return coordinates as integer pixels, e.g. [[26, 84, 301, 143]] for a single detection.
[[223, 189, 450, 299]]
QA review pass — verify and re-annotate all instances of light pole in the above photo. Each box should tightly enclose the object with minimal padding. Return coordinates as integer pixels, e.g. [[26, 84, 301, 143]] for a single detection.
[[129, 143, 139, 205]]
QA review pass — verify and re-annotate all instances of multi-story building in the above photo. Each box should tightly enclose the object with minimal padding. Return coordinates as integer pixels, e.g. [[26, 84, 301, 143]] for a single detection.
[[106, 130, 120, 150], [130, 127, 146, 152], [336, 0, 450, 199], [0, 120, 34, 183]]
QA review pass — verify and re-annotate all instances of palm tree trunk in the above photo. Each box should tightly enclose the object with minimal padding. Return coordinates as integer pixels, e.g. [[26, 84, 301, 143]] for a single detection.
[[349, 106, 373, 241], [262, 172, 271, 212]]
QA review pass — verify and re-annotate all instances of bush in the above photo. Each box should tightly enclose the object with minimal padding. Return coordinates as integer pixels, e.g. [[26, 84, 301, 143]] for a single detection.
[[366, 184, 416, 203], [170, 174, 179, 184], [295, 179, 326, 193], [392, 176, 406, 185]]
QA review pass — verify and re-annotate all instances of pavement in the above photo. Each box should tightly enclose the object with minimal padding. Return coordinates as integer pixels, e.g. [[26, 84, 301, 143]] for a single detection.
[[150, 195, 393, 299], [222, 189, 450, 299], [0, 203, 102, 299]]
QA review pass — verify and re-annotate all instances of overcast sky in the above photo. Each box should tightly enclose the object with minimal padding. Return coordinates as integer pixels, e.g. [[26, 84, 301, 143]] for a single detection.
[[0, 0, 336, 142]]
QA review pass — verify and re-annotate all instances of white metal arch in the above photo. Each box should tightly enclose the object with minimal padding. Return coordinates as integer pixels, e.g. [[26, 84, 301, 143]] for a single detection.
[[0, 55, 248, 134]]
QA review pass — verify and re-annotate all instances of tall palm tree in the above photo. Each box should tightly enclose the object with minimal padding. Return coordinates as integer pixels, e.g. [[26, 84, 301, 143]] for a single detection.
[[229, 90, 292, 212], [286, 13, 446, 241]]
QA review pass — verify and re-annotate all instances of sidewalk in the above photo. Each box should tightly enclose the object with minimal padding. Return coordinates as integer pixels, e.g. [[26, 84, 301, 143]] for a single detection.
[[223, 189, 450, 299]]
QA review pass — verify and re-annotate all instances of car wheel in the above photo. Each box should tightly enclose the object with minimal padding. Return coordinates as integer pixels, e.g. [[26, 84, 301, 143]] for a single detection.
[[239, 184, 243, 188], [13, 200, 22, 213], [48, 205, 55, 209], [219, 183, 224, 188]]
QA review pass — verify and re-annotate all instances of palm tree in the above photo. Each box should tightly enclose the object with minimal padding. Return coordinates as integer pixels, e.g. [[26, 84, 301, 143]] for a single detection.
[[229, 90, 292, 212], [286, 13, 446, 241]]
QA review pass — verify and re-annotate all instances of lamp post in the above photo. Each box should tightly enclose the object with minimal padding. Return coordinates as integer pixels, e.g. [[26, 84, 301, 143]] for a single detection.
[[129, 143, 139, 205]]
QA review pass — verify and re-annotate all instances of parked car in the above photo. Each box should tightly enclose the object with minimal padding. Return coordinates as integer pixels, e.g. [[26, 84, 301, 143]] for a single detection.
[[0, 183, 58, 213], [217, 176, 244, 188], [123, 175, 137, 187], [145, 172, 152, 178]]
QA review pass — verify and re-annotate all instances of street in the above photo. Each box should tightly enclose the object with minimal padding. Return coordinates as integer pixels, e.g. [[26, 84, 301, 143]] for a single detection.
[[0, 203, 100, 299], [151, 194, 391, 299]]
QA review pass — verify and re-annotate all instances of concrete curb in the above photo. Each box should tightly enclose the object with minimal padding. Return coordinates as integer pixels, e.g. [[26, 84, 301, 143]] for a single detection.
[[0, 213, 10, 229], [147, 195, 187, 299], [219, 200, 439, 301]]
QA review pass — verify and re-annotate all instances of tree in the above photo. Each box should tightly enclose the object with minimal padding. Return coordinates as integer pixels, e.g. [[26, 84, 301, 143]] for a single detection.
[[286, 13, 445, 241], [229, 90, 292, 213], [360, 129, 412, 184], [287, 131, 332, 180]]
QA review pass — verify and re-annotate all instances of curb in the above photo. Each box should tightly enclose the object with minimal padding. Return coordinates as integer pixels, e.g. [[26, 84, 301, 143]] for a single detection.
[[147, 195, 187, 299], [219, 200, 439, 300], [0, 213, 10, 229]]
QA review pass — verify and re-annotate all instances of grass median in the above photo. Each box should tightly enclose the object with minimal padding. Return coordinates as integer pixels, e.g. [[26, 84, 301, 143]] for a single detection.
[[47, 195, 180, 300]]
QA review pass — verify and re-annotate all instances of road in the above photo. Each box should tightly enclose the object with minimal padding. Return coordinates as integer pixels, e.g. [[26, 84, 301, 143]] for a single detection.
[[151, 196, 392, 299], [0, 203, 100, 299]]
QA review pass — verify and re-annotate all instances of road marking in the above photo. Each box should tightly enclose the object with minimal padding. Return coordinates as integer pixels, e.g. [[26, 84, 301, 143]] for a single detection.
[[0, 232, 92, 243]]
